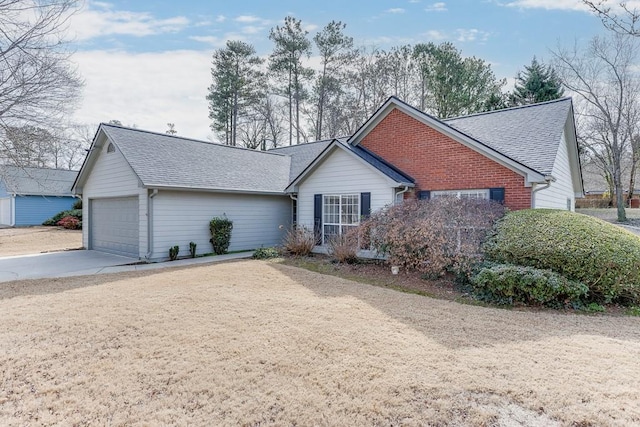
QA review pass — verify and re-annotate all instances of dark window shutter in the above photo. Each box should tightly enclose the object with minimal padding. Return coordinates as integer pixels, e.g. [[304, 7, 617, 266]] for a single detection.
[[360, 192, 371, 218], [313, 194, 322, 245], [490, 187, 505, 204], [418, 190, 430, 200]]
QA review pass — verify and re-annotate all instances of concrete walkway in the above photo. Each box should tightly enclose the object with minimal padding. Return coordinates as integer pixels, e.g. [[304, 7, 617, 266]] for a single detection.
[[0, 250, 254, 283]]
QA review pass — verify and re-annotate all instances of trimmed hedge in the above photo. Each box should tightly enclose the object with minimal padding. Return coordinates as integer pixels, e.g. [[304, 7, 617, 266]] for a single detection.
[[483, 209, 640, 304], [471, 263, 588, 307], [209, 217, 233, 255]]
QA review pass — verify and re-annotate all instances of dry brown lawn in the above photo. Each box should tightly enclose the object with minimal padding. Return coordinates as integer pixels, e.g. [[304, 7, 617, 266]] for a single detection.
[[0, 227, 82, 257], [1, 260, 639, 426]]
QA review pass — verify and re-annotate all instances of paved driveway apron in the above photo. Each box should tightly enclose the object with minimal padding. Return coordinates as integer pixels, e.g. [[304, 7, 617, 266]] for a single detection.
[[0, 251, 139, 282]]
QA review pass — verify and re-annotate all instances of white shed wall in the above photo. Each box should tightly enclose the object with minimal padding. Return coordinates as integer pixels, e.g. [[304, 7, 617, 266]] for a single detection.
[[297, 148, 396, 230], [535, 130, 576, 211], [150, 191, 291, 261], [82, 141, 147, 254]]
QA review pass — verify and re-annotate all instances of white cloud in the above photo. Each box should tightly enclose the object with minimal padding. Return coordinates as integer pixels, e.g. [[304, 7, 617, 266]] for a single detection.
[[501, 0, 589, 11], [386, 8, 406, 14], [423, 29, 448, 41], [235, 15, 262, 23], [456, 28, 491, 42], [189, 36, 228, 47], [216, 15, 226, 23], [71, 2, 188, 40], [72, 50, 214, 141], [425, 2, 448, 12]]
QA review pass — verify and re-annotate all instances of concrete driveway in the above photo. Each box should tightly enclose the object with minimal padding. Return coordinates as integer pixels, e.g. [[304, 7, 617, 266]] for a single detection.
[[0, 250, 139, 282]]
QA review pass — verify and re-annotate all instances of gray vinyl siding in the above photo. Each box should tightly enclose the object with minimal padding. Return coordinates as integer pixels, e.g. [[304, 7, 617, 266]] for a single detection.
[[149, 191, 291, 261], [82, 141, 147, 255], [534, 131, 576, 211], [297, 148, 396, 231]]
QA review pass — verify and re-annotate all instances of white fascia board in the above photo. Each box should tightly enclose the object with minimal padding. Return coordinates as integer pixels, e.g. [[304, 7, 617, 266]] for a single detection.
[[284, 141, 413, 193]]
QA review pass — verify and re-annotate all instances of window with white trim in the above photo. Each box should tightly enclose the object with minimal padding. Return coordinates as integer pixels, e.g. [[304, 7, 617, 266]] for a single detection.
[[323, 194, 359, 244], [431, 189, 490, 200]]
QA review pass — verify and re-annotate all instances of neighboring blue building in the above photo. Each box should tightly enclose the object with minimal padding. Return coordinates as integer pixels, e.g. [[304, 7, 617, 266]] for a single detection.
[[0, 166, 79, 226]]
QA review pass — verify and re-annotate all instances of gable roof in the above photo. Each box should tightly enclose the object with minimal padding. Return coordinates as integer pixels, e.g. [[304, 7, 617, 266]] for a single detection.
[[1, 166, 77, 197], [444, 98, 573, 176], [348, 96, 565, 184], [74, 124, 291, 194], [283, 138, 415, 193]]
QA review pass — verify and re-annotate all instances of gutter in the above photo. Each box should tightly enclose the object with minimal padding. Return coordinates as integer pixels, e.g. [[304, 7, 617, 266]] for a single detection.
[[145, 189, 159, 260], [531, 175, 555, 208]]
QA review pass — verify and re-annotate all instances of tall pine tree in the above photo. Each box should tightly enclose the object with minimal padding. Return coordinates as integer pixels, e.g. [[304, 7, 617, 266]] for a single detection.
[[207, 40, 264, 146], [269, 16, 314, 145], [512, 57, 564, 105]]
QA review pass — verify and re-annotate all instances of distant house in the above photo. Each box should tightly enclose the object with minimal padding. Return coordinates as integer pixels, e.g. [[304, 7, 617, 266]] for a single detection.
[[72, 96, 583, 260], [0, 166, 78, 226]]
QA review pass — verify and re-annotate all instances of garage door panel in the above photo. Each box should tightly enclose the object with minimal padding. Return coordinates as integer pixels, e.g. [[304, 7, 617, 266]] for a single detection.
[[91, 197, 139, 257]]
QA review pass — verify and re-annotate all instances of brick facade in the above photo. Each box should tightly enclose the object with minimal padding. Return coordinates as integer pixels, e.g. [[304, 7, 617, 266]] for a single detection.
[[359, 109, 532, 210]]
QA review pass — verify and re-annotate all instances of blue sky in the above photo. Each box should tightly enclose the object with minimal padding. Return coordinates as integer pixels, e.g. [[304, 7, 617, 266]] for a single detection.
[[68, 0, 612, 140]]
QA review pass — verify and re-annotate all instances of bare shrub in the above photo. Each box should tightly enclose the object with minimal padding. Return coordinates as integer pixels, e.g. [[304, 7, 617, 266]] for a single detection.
[[326, 228, 359, 263], [360, 197, 506, 277], [283, 226, 315, 256]]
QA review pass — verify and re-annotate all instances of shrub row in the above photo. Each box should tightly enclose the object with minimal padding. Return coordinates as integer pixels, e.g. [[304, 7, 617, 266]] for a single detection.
[[43, 209, 82, 227], [483, 209, 640, 305]]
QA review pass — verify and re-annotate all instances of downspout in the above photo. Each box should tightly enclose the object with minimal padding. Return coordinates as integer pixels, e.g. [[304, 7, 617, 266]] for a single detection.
[[530, 176, 554, 209], [145, 189, 159, 260], [10, 193, 15, 227], [395, 185, 410, 204]]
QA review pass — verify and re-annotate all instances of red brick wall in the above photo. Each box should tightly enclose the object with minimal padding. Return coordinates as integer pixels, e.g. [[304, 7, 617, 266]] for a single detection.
[[360, 109, 532, 210]]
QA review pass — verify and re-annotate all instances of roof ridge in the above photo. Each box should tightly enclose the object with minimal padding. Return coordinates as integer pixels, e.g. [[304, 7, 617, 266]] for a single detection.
[[268, 138, 344, 151], [100, 123, 287, 158], [443, 97, 572, 121]]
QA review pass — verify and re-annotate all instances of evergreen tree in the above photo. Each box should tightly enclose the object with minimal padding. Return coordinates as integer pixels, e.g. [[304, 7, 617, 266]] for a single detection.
[[412, 42, 505, 118], [512, 57, 564, 105], [269, 16, 314, 145], [207, 40, 264, 146], [313, 21, 355, 140]]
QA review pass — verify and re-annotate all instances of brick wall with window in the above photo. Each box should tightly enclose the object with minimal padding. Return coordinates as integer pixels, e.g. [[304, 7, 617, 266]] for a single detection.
[[359, 108, 532, 210]]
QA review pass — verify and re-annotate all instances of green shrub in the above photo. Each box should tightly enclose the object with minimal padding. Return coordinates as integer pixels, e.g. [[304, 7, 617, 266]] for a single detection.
[[253, 247, 280, 259], [43, 209, 82, 226], [169, 245, 179, 261], [283, 226, 315, 256], [359, 198, 506, 277], [484, 209, 640, 305], [209, 217, 233, 255], [189, 241, 197, 258], [72, 199, 82, 210], [470, 263, 588, 307]]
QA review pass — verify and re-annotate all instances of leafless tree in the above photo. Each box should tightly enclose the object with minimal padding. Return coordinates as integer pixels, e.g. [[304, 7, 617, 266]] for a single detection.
[[553, 34, 640, 221], [0, 0, 83, 168], [583, 1, 640, 35]]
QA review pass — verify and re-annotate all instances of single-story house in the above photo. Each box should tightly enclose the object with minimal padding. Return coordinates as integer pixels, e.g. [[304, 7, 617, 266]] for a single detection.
[[72, 96, 583, 261], [0, 166, 78, 226]]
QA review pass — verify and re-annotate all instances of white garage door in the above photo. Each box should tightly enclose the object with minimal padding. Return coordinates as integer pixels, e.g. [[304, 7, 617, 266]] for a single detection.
[[90, 197, 139, 257]]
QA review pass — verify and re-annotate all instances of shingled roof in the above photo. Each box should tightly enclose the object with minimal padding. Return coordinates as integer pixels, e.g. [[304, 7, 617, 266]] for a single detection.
[[269, 139, 333, 181], [444, 98, 573, 176], [100, 125, 291, 194], [1, 166, 77, 196]]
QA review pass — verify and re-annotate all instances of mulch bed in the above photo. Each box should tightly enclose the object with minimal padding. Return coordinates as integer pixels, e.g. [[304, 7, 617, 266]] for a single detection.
[[281, 254, 475, 303], [280, 254, 632, 316]]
